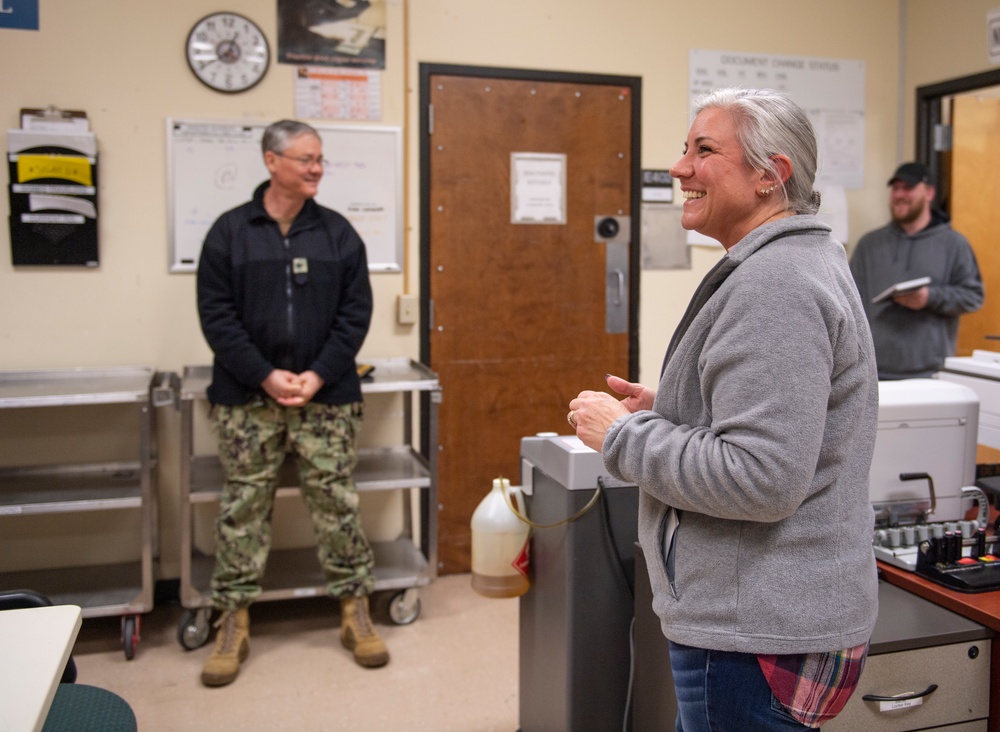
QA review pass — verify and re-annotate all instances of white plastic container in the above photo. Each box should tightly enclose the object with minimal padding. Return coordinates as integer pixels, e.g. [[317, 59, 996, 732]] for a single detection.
[[471, 477, 530, 598]]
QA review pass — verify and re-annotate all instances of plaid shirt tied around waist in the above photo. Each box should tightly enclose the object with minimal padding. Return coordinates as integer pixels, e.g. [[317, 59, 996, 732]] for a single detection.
[[757, 642, 869, 728]]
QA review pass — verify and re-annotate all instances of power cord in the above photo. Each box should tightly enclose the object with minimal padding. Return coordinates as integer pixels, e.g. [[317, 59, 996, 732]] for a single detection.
[[623, 616, 636, 732], [598, 475, 635, 602]]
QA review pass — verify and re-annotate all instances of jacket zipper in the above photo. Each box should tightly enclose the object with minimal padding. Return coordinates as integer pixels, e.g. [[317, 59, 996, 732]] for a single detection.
[[284, 236, 295, 368]]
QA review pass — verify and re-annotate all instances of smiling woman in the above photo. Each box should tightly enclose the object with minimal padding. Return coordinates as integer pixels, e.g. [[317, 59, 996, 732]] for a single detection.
[[671, 105, 774, 248], [568, 88, 879, 731], [669, 88, 820, 249]]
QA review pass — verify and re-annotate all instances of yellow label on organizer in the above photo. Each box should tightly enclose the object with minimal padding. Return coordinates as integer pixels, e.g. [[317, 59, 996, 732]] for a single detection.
[[17, 155, 93, 186]]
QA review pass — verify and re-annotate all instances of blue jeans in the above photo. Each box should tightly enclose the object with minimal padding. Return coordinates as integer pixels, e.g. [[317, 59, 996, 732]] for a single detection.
[[669, 641, 812, 732]]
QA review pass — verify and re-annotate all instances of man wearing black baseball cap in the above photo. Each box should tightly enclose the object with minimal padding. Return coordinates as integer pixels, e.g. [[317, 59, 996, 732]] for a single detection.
[[887, 162, 931, 187], [850, 162, 983, 380]]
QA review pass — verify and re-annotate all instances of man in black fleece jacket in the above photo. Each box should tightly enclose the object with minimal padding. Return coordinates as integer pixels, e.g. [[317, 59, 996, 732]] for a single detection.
[[196, 119, 385, 687]]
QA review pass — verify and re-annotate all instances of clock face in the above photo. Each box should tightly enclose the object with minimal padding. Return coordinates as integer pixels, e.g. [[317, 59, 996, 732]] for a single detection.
[[186, 12, 270, 93]]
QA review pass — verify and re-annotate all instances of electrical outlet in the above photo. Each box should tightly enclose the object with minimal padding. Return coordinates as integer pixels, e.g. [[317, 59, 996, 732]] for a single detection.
[[397, 294, 418, 325]]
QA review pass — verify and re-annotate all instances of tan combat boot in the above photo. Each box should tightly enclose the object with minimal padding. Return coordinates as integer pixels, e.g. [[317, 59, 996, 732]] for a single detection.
[[201, 608, 250, 687], [340, 595, 389, 668]]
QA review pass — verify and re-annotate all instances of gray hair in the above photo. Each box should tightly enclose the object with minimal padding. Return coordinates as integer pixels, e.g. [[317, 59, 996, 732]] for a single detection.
[[693, 88, 821, 215], [261, 119, 320, 156]]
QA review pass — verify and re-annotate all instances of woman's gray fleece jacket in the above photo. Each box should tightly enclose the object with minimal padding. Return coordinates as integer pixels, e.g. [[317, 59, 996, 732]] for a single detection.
[[604, 215, 879, 655]]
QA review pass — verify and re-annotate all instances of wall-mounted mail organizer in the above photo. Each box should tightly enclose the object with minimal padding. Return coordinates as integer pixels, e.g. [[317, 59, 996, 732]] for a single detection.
[[7, 107, 98, 266]]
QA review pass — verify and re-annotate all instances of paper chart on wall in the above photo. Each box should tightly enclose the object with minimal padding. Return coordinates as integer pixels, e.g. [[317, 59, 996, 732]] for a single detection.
[[689, 49, 865, 190]]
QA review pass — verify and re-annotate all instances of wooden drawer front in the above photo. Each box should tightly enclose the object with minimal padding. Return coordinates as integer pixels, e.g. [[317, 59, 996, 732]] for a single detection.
[[824, 640, 990, 732]]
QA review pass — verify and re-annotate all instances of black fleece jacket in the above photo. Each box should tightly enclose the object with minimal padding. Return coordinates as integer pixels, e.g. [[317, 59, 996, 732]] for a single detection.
[[197, 181, 373, 405]]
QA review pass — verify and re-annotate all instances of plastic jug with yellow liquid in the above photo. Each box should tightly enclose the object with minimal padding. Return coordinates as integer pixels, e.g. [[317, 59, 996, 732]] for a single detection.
[[470, 477, 530, 598]]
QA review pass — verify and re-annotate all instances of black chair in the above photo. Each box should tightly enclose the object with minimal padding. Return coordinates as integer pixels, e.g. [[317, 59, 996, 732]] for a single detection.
[[0, 589, 138, 732]]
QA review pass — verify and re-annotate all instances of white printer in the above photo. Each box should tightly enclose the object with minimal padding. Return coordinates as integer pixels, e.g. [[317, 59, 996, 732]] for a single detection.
[[869, 379, 990, 571]]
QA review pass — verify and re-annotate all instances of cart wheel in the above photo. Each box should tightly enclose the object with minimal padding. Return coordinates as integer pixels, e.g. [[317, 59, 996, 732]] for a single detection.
[[178, 607, 213, 650], [121, 615, 140, 660], [388, 588, 421, 625]]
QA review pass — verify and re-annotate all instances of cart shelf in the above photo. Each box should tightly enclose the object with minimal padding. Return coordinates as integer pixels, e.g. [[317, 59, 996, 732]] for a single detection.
[[0, 366, 170, 659]]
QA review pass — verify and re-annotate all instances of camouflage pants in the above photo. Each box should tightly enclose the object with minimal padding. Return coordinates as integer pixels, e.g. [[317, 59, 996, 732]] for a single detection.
[[209, 397, 375, 610]]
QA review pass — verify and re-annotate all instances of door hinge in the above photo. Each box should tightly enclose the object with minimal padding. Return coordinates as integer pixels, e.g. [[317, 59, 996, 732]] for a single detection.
[[933, 123, 952, 152], [428, 299, 435, 331], [428, 104, 434, 136]]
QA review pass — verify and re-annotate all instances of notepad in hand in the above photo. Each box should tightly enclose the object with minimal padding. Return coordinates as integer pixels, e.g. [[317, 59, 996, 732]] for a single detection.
[[871, 276, 931, 304]]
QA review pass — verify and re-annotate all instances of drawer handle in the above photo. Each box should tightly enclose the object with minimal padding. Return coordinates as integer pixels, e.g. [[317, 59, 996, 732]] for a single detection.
[[862, 684, 938, 703]]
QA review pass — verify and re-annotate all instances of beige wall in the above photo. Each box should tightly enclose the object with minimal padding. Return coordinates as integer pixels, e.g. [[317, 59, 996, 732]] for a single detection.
[[903, 0, 1000, 154], [2, 0, 993, 578]]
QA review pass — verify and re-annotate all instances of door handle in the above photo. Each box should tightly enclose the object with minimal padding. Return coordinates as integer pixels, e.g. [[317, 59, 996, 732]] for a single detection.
[[862, 683, 938, 702], [608, 269, 625, 306], [605, 242, 628, 334]]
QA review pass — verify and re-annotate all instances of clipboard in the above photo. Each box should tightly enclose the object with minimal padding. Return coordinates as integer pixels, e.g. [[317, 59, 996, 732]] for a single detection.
[[871, 276, 931, 304], [20, 106, 90, 132]]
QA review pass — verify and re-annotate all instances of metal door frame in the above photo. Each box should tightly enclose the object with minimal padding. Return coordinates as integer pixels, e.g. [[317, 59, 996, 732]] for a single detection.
[[916, 67, 1000, 209]]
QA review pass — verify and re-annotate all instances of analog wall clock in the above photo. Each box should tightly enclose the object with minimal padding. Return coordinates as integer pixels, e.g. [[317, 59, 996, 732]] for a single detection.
[[185, 12, 270, 93]]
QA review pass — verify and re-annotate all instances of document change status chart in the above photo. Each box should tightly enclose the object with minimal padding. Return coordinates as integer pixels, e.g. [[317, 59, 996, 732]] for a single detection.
[[689, 49, 865, 190]]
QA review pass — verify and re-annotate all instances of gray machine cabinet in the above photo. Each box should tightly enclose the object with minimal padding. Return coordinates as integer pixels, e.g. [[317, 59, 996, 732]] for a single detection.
[[518, 435, 639, 732]]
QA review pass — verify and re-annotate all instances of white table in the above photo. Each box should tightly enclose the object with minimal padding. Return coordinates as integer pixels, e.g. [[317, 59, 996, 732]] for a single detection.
[[0, 604, 82, 732]]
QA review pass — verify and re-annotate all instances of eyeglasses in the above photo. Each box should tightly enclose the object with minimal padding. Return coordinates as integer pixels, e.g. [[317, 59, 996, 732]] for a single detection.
[[274, 152, 326, 167]]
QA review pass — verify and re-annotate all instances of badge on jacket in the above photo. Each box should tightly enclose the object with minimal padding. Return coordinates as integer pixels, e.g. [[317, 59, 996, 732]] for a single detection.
[[292, 257, 308, 285]]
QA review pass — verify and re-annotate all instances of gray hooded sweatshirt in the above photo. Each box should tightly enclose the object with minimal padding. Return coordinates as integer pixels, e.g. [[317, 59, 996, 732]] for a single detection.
[[849, 211, 983, 380], [605, 215, 879, 655]]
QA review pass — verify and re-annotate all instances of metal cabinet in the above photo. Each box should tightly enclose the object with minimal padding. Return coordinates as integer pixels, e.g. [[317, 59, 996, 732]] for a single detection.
[[823, 582, 991, 732], [0, 367, 170, 659], [174, 358, 440, 649]]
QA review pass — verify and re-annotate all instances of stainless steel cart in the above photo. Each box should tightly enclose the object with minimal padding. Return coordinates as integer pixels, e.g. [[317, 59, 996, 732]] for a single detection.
[[0, 367, 171, 659], [174, 358, 440, 649]]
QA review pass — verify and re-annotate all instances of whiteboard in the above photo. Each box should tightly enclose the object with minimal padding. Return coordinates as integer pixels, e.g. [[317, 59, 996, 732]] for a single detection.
[[167, 118, 402, 273]]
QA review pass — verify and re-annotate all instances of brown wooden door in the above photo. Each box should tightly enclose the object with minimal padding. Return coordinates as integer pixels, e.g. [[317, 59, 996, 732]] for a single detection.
[[952, 94, 1000, 353], [421, 67, 640, 574]]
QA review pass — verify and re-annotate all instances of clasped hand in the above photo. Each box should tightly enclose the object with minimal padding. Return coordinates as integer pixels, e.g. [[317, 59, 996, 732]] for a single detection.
[[262, 369, 324, 406], [568, 374, 655, 452]]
